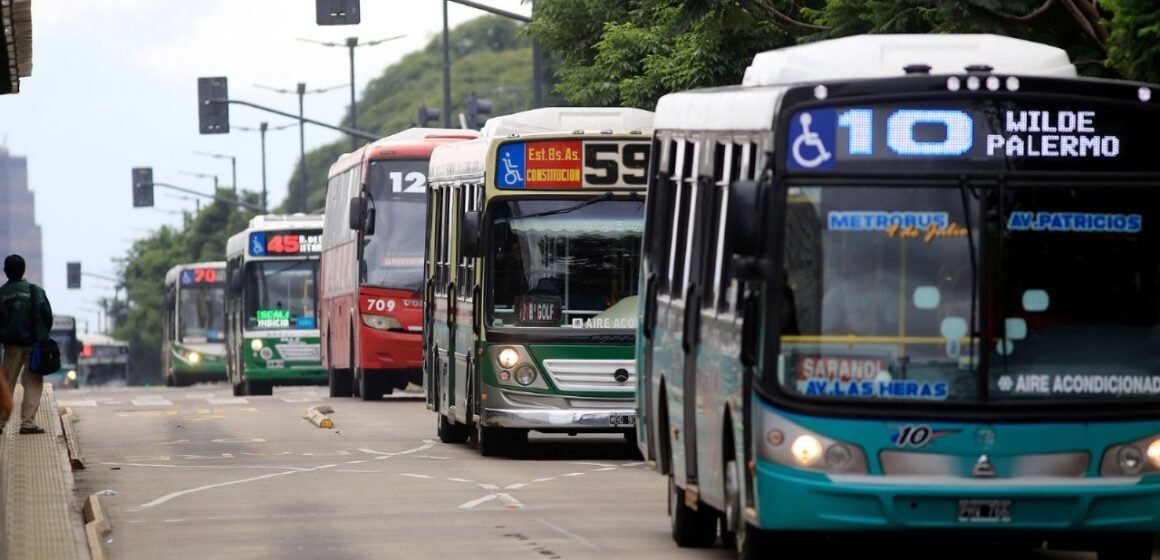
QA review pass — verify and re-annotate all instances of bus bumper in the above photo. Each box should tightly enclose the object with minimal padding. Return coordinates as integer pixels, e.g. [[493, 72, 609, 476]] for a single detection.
[[753, 459, 1160, 533], [360, 328, 422, 370], [243, 366, 327, 385], [480, 387, 635, 432]]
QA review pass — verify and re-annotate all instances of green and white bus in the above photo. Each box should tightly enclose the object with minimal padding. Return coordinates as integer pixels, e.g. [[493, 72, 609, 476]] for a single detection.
[[225, 214, 325, 396], [426, 107, 654, 456], [639, 33, 1160, 558], [163, 262, 227, 386]]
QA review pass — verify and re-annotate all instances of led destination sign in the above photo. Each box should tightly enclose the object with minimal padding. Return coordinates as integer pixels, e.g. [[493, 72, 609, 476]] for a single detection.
[[782, 97, 1158, 174], [180, 267, 224, 286], [496, 140, 649, 190], [248, 231, 323, 257]]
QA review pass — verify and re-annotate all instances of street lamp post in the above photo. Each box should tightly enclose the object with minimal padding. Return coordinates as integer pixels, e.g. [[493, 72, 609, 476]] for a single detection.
[[178, 170, 219, 195], [441, 0, 539, 129], [254, 82, 346, 212], [236, 121, 296, 213], [296, 34, 405, 150], [194, 151, 238, 195]]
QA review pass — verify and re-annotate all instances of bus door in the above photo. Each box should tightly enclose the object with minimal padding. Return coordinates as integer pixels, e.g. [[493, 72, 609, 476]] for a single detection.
[[678, 163, 716, 491]]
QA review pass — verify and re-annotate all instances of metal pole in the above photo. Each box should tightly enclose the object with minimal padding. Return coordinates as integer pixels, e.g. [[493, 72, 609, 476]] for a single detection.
[[230, 156, 237, 195], [260, 122, 268, 212], [532, 38, 543, 108], [347, 37, 358, 150], [213, 175, 219, 190], [442, 0, 452, 128], [298, 82, 307, 213]]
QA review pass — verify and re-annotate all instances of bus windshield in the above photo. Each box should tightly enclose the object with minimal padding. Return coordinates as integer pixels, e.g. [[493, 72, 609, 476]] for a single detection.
[[180, 285, 225, 342], [244, 260, 319, 331], [365, 159, 427, 292], [780, 185, 979, 402], [489, 198, 644, 329], [780, 183, 1160, 405]]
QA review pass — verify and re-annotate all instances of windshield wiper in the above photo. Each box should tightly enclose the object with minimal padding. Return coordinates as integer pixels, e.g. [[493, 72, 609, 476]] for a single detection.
[[510, 192, 613, 220]]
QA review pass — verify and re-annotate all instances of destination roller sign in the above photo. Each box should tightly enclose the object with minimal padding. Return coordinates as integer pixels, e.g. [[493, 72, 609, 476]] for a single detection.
[[779, 88, 1160, 174]]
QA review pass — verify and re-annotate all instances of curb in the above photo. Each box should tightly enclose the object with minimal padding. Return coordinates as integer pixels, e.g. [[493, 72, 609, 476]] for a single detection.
[[303, 403, 335, 429], [83, 494, 110, 560], [59, 406, 84, 471]]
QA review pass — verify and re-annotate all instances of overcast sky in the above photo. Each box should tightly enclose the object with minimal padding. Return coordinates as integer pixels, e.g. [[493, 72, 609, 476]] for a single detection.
[[0, 0, 530, 335]]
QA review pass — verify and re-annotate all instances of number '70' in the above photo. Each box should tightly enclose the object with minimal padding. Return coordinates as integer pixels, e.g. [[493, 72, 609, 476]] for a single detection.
[[837, 109, 974, 157]]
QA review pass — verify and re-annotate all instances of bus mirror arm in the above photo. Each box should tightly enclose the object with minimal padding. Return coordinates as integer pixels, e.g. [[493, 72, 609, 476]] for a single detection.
[[461, 210, 482, 258]]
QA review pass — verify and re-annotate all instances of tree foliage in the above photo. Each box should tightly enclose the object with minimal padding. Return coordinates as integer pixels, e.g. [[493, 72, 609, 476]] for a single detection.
[[281, 16, 562, 212], [530, 0, 1159, 108], [112, 191, 259, 384]]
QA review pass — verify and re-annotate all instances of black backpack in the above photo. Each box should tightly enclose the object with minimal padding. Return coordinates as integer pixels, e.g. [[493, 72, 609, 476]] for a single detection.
[[28, 284, 60, 374]]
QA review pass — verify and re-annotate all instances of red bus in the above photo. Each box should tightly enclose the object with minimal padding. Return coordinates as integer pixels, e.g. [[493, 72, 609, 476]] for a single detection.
[[321, 128, 478, 399]]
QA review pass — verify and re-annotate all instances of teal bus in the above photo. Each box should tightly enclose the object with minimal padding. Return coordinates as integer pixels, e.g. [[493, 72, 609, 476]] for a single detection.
[[225, 214, 325, 396], [426, 107, 654, 456], [163, 262, 228, 386], [638, 34, 1160, 558]]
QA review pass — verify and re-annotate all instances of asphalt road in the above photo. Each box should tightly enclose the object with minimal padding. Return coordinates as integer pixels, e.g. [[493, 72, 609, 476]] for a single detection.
[[61, 384, 1138, 560]]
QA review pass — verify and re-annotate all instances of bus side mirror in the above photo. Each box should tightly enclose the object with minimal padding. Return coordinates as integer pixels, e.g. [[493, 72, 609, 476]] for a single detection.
[[364, 206, 376, 236], [461, 210, 482, 258], [726, 180, 766, 281], [165, 290, 176, 307], [348, 196, 366, 231]]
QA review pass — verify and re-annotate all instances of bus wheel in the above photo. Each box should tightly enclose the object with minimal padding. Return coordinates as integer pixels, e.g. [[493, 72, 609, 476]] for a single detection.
[[232, 381, 246, 397], [329, 368, 352, 398], [669, 474, 717, 548], [437, 413, 469, 444], [359, 370, 384, 401], [477, 425, 526, 457], [246, 380, 273, 396], [166, 374, 175, 387], [1097, 536, 1154, 560]]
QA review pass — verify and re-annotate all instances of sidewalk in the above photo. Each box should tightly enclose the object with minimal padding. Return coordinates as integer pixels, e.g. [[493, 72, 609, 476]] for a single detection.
[[0, 383, 89, 560]]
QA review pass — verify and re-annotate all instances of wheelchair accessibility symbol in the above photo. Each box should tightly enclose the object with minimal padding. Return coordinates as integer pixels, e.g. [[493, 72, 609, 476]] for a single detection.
[[787, 110, 836, 170], [497, 143, 526, 188]]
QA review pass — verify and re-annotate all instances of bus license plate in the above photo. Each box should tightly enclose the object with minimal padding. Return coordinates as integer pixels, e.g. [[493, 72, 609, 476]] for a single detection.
[[957, 499, 1011, 522], [609, 414, 636, 427]]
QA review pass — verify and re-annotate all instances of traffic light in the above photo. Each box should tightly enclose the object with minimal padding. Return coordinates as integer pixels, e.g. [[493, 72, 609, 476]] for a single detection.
[[66, 262, 80, 289], [418, 106, 441, 127], [132, 167, 154, 208], [467, 96, 492, 130], [315, 0, 360, 25], [197, 76, 230, 134]]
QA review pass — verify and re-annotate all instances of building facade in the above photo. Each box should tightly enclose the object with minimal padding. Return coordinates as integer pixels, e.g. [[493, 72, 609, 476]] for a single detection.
[[0, 149, 42, 284]]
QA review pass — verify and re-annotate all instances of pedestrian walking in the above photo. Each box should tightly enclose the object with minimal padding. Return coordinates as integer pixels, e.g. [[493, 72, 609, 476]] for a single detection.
[[0, 255, 53, 434]]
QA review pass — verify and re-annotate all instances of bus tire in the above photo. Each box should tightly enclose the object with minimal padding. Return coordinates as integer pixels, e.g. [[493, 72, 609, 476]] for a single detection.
[[437, 413, 469, 444], [359, 371, 384, 401], [329, 368, 353, 397], [1097, 536, 1154, 560], [232, 381, 246, 397], [246, 380, 273, 396], [477, 425, 526, 458], [669, 474, 717, 548]]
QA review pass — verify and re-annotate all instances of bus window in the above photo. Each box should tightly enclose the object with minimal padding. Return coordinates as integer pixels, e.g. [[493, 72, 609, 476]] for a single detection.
[[490, 198, 645, 329], [365, 160, 428, 292], [244, 261, 320, 330]]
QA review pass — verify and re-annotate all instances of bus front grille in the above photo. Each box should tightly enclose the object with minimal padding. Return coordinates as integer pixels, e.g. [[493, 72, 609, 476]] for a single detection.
[[541, 359, 636, 393]]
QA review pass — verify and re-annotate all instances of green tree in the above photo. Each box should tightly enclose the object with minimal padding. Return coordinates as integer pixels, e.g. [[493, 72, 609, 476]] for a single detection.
[[281, 16, 562, 212], [1104, 0, 1160, 83]]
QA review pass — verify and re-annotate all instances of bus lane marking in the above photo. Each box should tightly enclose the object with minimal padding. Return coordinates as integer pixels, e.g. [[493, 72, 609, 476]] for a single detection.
[[103, 462, 308, 472], [56, 399, 97, 407], [402, 473, 433, 479], [131, 463, 339, 510]]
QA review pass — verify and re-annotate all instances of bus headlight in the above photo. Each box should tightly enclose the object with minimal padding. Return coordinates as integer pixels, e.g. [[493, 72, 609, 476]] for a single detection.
[[514, 365, 537, 386], [67, 370, 77, 381], [188, 352, 202, 365], [497, 348, 520, 369], [362, 314, 403, 331], [251, 339, 264, 352], [759, 408, 868, 474], [790, 435, 823, 466], [1102, 435, 1160, 475]]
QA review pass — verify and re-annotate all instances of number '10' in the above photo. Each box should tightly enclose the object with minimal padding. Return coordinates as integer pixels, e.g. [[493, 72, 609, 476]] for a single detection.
[[837, 109, 974, 157]]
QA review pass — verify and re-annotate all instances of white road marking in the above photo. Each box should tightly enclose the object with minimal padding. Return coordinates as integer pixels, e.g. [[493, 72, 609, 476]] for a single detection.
[[279, 396, 321, 403], [131, 397, 173, 407], [505, 483, 527, 490], [103, 462, 308, 472], [498, 493, 523, 509], [562, 472, 586, 477], [571, 462, 618, 468], [336, 469, 380, 473], [448, 478, 474, 483], [402, 473, 433, 479], [595, 467, 618, 472], [358, 440, 437, 460], [207, 397, 248, 405], [183, 393, 214, 400], [57, 399, 97, 407], [131, 463, 338, 510], [458, 494, 499, 509], [624, 462, 646, 467], [533, 477, 556, 483], [536, 518, 601, 551], [416, 455, 452, 460], [479, 483, 499, 491], [344, 460, 367, 464]]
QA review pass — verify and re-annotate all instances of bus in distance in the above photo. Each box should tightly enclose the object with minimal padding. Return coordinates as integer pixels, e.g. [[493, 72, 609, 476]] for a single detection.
[[47, 315, 80, 388], [322, 128, 478, 400], [426, 107, 654, 457], [225, 214, 325, 396], [163, 262, 228, 386], [639, 34, 1160, 558], [78, 333, 130, 386]]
